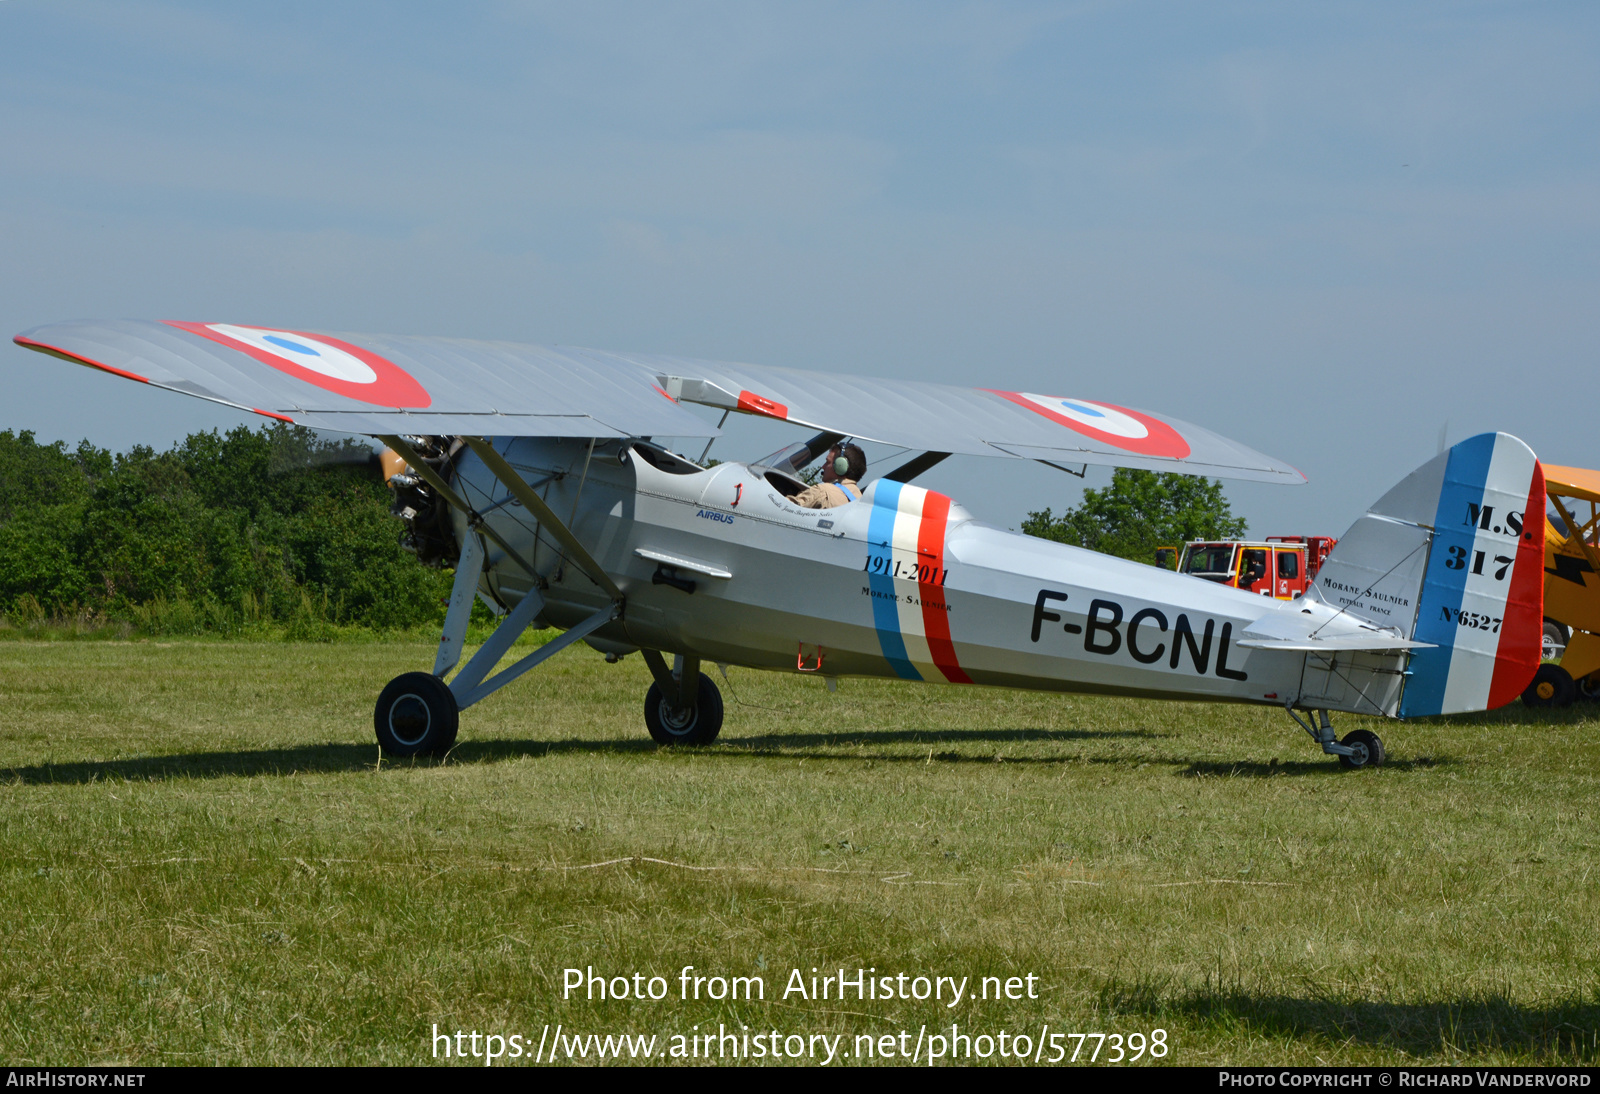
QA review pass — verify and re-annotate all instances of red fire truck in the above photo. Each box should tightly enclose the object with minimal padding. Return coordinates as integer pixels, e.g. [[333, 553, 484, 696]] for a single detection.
[[1158, 536, 1337, 600]]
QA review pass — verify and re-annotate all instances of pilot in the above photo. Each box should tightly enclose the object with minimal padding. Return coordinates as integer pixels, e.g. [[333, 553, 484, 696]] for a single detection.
[[792, 444, 866, 509]]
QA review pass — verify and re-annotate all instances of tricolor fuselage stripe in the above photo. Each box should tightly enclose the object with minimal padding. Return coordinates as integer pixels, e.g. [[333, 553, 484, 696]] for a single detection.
[[889, 488, 937, 679], [1402, 434, 1540, 717], [916, 491, 971, 684], [864, 479, 969, 683], [866, 480, 920, 679]]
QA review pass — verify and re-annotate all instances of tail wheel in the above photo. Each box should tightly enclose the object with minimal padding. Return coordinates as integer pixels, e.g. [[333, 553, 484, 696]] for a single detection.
[[1338, 729, 1385, 770], [644, 674, 724, 746], [375, 672, 460, 757], [1522, 663, 1576, 708]]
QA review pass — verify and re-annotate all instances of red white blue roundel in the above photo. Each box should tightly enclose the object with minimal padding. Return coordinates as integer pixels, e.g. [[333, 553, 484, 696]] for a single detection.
[[164, 321, 431, 408], [983, 390, 1190, 458]]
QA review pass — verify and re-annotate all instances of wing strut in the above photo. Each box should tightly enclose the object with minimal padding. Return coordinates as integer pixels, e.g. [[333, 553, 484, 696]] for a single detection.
[[1036, 459, 1087, 479], [459, 436, 624, 601], [378, 434, 541, 582], [884, 451, 949, 484]]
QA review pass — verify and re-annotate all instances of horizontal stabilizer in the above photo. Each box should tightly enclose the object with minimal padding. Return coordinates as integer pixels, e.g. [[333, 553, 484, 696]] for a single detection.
[[1237, 602, 1435, 652]]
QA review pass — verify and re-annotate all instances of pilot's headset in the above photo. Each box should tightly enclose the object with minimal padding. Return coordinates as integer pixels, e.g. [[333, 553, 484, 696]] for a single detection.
[[832, 439, 855, 478]]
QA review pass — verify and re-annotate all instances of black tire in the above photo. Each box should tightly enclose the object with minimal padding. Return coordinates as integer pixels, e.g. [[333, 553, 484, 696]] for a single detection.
[[644, 673, 724, 746], [1338, 728, 1385, 769], [1522, 663, 1576, 708], [1543, 620, 1569, 662], [1578, 674, 1600, 703], [375, 672, 459, 757]]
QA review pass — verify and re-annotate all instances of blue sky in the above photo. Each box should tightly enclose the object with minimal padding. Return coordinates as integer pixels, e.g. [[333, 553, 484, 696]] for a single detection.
[[2, 1, 1596, 536]]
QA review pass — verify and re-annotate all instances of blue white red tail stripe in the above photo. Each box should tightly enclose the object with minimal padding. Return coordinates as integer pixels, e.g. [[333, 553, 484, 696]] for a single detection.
[[1489, 460, 1546, 708], [865, 481, 969, 683], [865, 484, 917, 679], [1400, 433, 1545, 717]]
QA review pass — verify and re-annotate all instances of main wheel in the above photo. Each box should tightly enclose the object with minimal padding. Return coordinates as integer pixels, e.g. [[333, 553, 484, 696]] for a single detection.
[[1522, 663, 1576, 708], [1578, 674, 1600, 703], [1543, 620, 1569, 662], [644, 673, 724, 746], [1338, 728, 1385, 769], [375, 672, 459, 757]]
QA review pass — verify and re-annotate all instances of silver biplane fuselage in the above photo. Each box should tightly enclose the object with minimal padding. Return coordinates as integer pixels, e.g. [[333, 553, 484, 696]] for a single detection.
[[446, 436, 1336, 709]]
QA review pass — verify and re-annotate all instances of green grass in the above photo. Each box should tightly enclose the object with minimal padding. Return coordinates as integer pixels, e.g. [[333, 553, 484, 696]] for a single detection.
[[2, 639, 1597, 1066]]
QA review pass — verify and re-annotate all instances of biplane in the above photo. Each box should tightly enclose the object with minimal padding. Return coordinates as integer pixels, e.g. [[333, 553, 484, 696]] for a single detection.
[[1526, 464, 1600, 705], [14, 320, 1548, 767]]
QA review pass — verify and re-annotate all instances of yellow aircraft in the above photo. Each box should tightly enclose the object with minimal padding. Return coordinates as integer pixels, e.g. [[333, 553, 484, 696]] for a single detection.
[[1528, 465, 1600, 705]]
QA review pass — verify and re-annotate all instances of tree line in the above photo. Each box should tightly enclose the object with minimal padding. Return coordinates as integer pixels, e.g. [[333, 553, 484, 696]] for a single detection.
[[0, 425, 451, 636], [0, 424, 1246, 638]]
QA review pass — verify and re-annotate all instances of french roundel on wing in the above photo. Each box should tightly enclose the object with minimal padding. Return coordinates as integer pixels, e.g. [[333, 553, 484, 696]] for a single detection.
[[164, 321, 431, 408], [983, 390, 1191, 459]]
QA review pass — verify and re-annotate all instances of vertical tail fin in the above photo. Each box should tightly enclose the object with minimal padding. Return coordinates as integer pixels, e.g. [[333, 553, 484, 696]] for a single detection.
[[1297, 433, 1544, 718], [1398, 433, 1545, 715], [1307, 433, 1545, 716]]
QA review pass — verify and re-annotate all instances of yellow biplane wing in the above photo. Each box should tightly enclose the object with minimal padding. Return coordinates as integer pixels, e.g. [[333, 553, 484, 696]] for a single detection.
[[1543, 464, 1600, 505]]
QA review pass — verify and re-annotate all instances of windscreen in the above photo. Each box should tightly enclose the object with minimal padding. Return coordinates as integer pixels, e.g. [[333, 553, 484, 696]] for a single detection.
[[753, 440, 819, 474], [753, 431, 846, 474], [1183, 544, 1236, 575]]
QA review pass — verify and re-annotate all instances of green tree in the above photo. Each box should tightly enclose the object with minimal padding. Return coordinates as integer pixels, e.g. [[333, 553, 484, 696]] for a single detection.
[[0, 424, 452, 631], [1021, 468, 1247, 563]]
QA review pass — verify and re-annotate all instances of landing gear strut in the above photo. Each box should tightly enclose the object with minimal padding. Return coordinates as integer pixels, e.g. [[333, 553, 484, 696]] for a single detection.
[[640, 650, 723, 745], [372, 433, 626, 759], [1285, 703, 1384, 769]]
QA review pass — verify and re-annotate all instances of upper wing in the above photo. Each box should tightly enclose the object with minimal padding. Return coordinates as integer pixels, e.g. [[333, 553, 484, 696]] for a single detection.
[[14, 319, 716, 439], [641, 358, 1304, 483], [15, 319, 1303, 482], [1543, 464, 1600, 505]]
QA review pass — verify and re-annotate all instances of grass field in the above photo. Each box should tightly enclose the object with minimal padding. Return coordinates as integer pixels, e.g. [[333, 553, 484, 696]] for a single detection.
[[2, 638, 1598, 1066]]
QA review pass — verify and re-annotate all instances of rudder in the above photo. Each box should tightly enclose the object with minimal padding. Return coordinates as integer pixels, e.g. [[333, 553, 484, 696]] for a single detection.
[[1399, 433, 1545, 716]]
